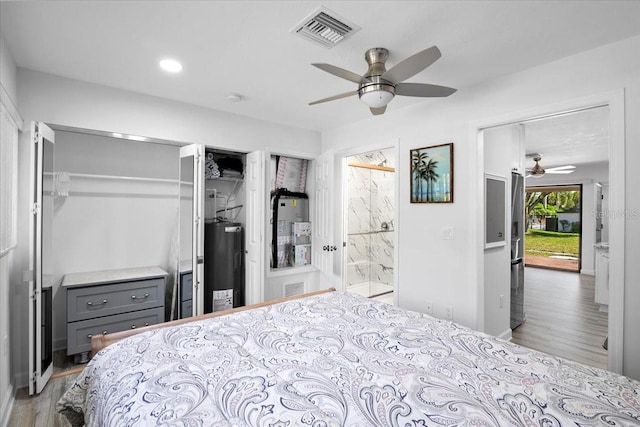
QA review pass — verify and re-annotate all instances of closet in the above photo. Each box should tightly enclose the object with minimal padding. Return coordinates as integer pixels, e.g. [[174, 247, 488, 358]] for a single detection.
[[28, 124, 334, 394]]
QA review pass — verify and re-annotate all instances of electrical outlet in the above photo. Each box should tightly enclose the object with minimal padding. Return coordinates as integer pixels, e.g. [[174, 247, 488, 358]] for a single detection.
[[3, 336, 7, 357], [444, 305, 453, 320], [500, 294, 504, 308], [425, 301, 433, 315]]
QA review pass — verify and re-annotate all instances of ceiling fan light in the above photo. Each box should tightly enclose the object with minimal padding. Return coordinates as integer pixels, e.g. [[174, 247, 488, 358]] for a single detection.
[[359, 90, 394, 108], [358, 83, 395, 108]]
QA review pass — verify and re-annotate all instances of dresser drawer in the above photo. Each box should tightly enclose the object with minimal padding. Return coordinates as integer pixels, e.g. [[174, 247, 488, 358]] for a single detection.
[[67, 278, 165, 322], [181, 299, 193, 318], [180, 273, 193, 301], [67, 307, 165, 356]]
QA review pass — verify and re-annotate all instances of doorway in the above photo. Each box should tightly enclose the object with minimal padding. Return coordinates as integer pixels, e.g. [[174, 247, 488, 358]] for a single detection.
[[343, 148, 395, 299], [525, 185, 582, 272], [478, 94, 623, 373]]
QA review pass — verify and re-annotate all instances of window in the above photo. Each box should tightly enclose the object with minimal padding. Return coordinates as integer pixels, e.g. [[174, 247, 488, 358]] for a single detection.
[[0, 103, 19, 257]]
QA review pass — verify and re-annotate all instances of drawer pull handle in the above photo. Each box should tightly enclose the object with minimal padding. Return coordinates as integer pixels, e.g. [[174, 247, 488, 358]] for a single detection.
[[87, 331, 108, 339], [87, 299, 108, 306], [131, 293, 149, 300], [131, 322, 150, 330]]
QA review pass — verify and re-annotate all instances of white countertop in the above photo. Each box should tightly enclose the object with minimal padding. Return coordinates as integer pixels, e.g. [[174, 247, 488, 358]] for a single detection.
[[179, 259, 193, 273], [62, 266, 167, 288]]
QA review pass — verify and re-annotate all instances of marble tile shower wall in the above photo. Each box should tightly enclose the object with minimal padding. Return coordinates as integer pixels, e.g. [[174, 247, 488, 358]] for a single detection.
[[346, 165, 395, 289]]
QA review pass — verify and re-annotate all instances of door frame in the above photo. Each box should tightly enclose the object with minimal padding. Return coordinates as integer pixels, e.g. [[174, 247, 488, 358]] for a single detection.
[[472, 89, 625, 374], [524, 184, 583, 272], [338, 142, 400, 304]]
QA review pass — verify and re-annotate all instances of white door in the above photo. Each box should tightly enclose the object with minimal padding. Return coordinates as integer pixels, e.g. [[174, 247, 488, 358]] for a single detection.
[[179, 144, 204, 316], [312, 152, 337, 284], [28, 122, 54, 395], [244, 151, 265, 305]]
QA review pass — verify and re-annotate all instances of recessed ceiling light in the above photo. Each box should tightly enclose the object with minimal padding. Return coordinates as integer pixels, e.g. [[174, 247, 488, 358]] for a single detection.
[[127, 135, 147, 142], [159, 58, 182, 73], [227, 93, 243, 103]]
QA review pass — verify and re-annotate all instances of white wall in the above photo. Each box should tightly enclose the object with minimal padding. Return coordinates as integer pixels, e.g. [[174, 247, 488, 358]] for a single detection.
[[483, 125, 523, 338], [321, 35, 640, 380], [0, 35, 18, 103], [0, 32, 19, 426], [51, 131, 180, 349], [12, 69, 320, 387]]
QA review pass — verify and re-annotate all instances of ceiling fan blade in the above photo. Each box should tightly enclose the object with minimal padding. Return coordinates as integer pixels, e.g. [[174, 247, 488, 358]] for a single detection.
[[370, 106, 386, 115], [381, 46, 441, 83], [308, 90, 358, 106], [546, 165, 576, 171], [395, 82, 457, 97], [312, 63, 362, 84], [546, 169, 575, 174]]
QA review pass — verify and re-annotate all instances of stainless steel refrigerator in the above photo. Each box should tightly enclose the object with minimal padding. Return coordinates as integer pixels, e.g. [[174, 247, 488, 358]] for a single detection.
[[510, 172, 526, 329]]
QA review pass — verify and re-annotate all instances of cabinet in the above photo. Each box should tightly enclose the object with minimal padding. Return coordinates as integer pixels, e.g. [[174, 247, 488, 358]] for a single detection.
[[178, 270, 193, 319], [63, 266, 167, 360]]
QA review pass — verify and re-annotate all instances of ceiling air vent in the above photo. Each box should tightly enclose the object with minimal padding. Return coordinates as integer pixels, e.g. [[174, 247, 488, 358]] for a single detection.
[[292, 6, 361, 48]]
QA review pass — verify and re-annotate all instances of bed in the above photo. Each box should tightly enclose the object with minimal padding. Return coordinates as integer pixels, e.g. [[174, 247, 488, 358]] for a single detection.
[[57, 288, 640, 426]]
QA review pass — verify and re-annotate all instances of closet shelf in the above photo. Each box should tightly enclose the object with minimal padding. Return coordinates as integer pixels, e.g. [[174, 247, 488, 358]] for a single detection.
[[206, 176, 243, 183], [53, 172, 179, 198], [66, 172, 177, 184]]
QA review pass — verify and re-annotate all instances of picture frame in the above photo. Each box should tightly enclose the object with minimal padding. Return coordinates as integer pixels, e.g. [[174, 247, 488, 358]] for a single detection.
[[484, 173, 507, 248], [410, 143, 453, 203]]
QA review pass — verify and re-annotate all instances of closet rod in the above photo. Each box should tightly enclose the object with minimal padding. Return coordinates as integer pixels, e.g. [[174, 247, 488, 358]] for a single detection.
[[67, 172, 178, 184]]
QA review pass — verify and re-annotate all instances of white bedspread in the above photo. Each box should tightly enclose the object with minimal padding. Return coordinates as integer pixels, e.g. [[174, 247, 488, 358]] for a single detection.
[[58, 291, 640, 426]]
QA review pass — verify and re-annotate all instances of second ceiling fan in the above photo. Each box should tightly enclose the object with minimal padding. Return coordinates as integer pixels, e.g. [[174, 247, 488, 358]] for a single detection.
[[526, 154, 576, 178], [309, 46, 457, 115]]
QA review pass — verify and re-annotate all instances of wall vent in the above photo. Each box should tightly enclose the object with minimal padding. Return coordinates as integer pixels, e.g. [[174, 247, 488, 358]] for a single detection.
[[284, 282, 305, 298], [292, 6, 361, 48]]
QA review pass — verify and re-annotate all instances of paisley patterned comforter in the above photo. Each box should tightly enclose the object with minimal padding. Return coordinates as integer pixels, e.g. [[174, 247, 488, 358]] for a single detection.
[[58, 290, 640, 426]]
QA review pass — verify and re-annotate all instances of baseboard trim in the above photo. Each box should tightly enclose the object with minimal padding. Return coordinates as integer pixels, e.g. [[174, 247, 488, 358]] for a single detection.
[[0, 383, 15, 427], [15, 371, 28, 390], [498, 328, 512, 341], [581, 269, 595, 276]]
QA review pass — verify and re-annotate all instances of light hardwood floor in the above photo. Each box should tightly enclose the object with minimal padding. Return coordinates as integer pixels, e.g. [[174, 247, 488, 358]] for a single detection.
[[8, 350, 83, 426], [8, 372, 78, 426], [511, 267, 608, 369]]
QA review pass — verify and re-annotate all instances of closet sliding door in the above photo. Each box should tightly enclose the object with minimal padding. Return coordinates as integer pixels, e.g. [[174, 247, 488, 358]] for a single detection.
[[179, 144, 204, 316], [28, 121, 54, 395]]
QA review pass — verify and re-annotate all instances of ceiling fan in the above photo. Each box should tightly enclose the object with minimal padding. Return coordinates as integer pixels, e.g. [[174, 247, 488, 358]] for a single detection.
[[526, 154, 576, 178], [308, 46, 457, 115]]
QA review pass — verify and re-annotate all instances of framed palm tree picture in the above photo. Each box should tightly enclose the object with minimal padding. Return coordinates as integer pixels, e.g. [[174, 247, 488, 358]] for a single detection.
[[410, 143, 453, 203]]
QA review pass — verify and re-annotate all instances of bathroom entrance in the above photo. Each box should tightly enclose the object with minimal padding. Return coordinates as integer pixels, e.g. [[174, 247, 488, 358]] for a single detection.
[[344, 148, 396, 298]]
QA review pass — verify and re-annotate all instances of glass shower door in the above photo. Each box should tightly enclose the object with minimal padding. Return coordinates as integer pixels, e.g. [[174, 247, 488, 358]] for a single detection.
[[345, 151, 395, 298]]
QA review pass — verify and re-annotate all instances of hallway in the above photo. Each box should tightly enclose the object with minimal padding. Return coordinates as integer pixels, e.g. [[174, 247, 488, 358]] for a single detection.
[[511, 267, 607, 370]]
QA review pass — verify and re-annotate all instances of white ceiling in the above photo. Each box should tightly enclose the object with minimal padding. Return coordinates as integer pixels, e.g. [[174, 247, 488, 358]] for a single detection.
[[522, 106, 609, 170], [2, 1, 640, 135]]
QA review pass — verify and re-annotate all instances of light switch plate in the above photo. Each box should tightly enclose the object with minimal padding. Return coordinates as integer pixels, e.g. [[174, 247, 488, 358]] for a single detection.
[[442, 226, 455, 240]]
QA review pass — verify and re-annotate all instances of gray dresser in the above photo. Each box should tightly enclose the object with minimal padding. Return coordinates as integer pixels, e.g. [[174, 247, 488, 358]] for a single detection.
[[63, 266, 167, 360]]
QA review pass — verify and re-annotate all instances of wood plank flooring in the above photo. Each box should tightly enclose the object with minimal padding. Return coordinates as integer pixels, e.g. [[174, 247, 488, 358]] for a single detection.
[[8, 350, 81, 427], [511, 267, 608, 369], [8, 372, 78, 427]]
